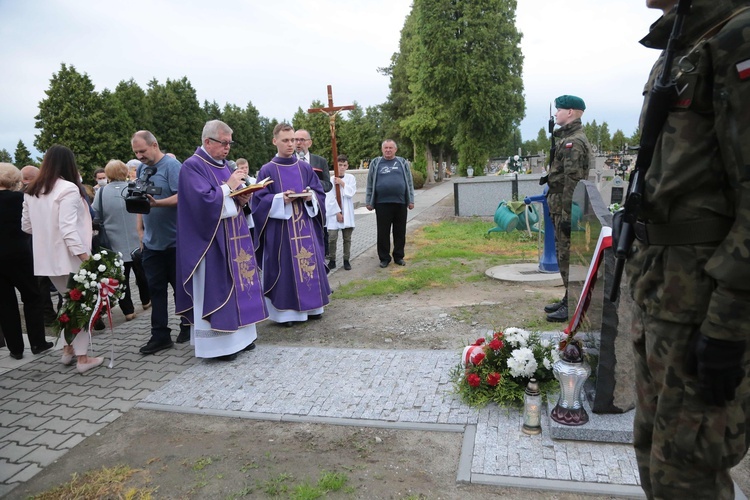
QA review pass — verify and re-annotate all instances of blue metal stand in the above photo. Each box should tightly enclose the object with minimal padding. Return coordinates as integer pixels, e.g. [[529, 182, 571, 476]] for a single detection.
[[524, 188, 559, 273]]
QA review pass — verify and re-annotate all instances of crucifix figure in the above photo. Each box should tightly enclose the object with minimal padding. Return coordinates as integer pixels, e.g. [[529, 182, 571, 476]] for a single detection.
[[308, 85, 355, 212]]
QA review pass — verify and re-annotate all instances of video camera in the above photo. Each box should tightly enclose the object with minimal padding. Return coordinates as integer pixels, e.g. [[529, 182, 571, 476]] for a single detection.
[[125, 166, 162, 214]]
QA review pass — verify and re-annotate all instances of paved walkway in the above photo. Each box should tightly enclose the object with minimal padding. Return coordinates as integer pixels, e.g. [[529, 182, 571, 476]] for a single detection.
[[0, 178, 690, 498]]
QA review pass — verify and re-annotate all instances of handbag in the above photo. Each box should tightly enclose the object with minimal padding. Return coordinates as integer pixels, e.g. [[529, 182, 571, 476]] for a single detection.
[[93, 187, 113, 251]]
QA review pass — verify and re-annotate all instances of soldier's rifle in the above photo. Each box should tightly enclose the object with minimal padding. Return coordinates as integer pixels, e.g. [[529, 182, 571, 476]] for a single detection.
[[609, 0, 693, 302], [539, 104, 556, 186]]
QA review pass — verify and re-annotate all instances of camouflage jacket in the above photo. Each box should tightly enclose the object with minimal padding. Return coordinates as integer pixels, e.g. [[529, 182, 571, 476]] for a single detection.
[[626, 0, 750, 341], [546, 119, 591, 217]]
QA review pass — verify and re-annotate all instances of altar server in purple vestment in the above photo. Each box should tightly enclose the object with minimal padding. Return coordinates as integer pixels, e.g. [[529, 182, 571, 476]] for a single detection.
[[252, 123, 331, 327], [176, 120, 267, 361]]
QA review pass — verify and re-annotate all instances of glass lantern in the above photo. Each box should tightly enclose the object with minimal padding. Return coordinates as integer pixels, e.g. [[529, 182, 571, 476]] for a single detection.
[[522, 378, 542, 435], [550, 348, 591, 426]]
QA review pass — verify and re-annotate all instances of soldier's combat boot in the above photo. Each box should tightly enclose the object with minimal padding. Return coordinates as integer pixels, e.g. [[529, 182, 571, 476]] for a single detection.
[[544, 292, 567, 313], [546, 303, 568, 323]]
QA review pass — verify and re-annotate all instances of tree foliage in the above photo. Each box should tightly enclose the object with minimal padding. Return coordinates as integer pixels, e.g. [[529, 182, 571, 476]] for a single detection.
[[147, 77, 204, 161], [0, 149, 12, 163], [383, 0, 525, 176], [14, 140, 34, 166]]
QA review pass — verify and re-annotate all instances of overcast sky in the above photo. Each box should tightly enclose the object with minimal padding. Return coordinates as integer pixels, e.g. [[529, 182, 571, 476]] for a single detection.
[[0, 0, 663, 161]]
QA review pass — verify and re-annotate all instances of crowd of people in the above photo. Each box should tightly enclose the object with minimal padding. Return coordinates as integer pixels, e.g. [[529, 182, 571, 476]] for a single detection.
[[2, 122, 415, 371]]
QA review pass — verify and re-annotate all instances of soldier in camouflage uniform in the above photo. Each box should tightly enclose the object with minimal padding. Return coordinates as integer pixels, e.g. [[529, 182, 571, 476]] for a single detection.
[[626, 0, 750, 498], [544, 95, 592, 322]]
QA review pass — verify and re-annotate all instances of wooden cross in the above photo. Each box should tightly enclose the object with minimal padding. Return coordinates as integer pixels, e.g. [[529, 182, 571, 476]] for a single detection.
[[308, 85, 355, 212]]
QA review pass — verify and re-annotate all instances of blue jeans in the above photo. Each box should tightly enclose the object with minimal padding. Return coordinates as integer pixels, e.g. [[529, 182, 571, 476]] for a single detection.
[[141, 246, 181, 343]]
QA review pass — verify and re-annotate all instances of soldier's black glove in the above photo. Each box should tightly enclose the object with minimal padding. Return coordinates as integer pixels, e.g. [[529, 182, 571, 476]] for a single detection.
[[539, 174, 548, 186], [686, 334, 745, 407]]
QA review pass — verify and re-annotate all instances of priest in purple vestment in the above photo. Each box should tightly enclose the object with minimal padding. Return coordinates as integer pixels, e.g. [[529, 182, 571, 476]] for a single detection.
[[176, 120, 267, 360], [251, 123, 331, 327]]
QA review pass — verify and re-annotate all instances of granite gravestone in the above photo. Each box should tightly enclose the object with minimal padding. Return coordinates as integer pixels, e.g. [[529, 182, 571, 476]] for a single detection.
[[567, 181, 635, 414]]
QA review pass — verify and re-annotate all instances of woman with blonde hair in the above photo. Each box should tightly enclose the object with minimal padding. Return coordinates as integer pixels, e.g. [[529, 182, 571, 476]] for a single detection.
[[93, 159, 150, 320], [22, 145, 102, 373], [0, 163, 52, 359]]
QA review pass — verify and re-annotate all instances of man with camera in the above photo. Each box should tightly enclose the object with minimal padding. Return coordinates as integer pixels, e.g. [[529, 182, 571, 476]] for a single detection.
[[130, 130, 189, 355]]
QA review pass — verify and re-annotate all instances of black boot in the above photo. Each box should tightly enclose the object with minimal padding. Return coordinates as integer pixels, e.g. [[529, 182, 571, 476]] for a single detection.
[[544, 292, 567, 313], [546, 303, 569, 323]]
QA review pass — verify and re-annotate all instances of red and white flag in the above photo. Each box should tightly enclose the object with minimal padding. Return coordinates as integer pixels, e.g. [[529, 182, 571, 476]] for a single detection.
[[737, 59, 750, 80]]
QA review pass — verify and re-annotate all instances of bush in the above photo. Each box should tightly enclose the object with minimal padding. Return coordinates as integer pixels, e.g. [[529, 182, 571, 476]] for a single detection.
[[411, 169, 425, 189]]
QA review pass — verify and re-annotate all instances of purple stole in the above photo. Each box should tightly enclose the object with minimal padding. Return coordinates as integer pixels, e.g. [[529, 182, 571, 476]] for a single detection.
[[251, 156, 330, 311], [176, 148, 267, 330]]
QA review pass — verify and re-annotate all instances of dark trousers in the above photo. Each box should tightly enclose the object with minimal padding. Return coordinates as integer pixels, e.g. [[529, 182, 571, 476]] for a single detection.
[[141, 246, 184, 343], [39, 276, 61, 322], [375, 203, 408, 263], [132, 255, 151, 306], [117, 260, 152, 316], [0, 254, 47, 354]]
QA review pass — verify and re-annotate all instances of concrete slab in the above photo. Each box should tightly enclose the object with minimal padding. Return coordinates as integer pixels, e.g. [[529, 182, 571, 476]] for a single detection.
[[485, 263, 563, 284]]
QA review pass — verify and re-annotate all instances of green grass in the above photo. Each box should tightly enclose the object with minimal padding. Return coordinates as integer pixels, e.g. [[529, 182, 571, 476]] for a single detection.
[[336, 219, 538, 298], [256, 470, 350, 499]]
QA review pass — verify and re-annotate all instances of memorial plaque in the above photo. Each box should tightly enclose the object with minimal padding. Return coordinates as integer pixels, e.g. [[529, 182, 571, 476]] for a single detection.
[[610, 186, 624, 204], [569, 181, 635, 414]]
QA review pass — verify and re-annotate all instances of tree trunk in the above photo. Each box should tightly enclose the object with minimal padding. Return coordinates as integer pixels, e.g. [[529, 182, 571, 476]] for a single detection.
[[425, 143, 435, 184], [437, 147, 444, 181]]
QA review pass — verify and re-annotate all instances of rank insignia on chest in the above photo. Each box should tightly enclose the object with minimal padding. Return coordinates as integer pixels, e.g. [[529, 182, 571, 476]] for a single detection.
[[736, 59, 750, 80], [565, 142, 573, 149]]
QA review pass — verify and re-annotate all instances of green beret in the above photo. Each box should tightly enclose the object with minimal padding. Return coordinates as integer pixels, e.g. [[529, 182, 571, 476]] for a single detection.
[[555, 95, 586, 111]]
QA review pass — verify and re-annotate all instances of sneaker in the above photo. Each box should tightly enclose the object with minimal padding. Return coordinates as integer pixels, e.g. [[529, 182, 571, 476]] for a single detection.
[[76, 357, 104, 374], [139, 338, 174, 355], [328, 260, 336, 270], [343, 260, 351, 271], [142, 301, 152, 310]]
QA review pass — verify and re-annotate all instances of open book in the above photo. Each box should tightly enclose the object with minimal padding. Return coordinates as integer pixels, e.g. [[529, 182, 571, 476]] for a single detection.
[[229, 177, 273, 197]]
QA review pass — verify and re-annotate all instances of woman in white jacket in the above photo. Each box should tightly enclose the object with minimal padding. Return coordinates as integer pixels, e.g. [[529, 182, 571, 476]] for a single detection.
[[22, 145, 102, 373]]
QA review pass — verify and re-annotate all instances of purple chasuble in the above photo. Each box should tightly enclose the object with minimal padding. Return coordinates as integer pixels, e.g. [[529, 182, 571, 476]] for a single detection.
[[176, 147, 267, 330], [251, 155, 331, 312]]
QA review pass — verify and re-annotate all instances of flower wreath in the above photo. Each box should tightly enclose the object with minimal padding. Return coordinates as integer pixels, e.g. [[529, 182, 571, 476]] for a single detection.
[[52, 250, 126, 344], [452, 328, 562, 407]]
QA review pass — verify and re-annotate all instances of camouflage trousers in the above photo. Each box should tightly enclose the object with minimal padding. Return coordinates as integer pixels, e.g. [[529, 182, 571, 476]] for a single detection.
[[631, 304, 750, 499], [550, 212, 571, 288]]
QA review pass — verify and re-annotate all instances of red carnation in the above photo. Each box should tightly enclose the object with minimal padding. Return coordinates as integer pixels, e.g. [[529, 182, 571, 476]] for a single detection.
[[494, 331, 503, 339], [471, 352, 486, 365], [467, 373, 481, 387], [473, 338, 485, 346], [58, 313, 69, 324], [69, 289, 83, 301], [488, 339, 502, 351], [487, 372, 501, 387]]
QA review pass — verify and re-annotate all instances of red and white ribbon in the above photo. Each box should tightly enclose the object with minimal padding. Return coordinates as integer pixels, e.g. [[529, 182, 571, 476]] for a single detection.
[[87, 278, 120, 368]]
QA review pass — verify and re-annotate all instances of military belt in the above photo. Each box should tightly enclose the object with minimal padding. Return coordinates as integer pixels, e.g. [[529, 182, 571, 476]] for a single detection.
[[634, 218, 732, 246]]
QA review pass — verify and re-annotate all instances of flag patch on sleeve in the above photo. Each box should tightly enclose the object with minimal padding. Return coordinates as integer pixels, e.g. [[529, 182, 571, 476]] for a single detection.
[[737, 59, 750, 80], [565, 142, 573, 149]]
